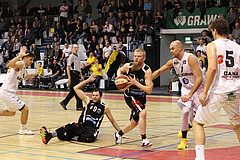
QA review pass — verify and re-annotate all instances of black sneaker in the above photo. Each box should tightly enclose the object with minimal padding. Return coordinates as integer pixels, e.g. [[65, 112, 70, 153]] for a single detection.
[[40, 126, 52, 144], [60, 102, 67, 110]]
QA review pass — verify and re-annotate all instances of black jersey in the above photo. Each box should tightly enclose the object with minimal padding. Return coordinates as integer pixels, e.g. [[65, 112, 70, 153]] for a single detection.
[[78, 100, 105, 129], [125, 63, 150, 96]]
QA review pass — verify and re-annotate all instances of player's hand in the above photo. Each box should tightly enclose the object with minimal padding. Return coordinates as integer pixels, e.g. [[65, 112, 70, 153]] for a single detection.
[[198, 92, 207, 106], [181, 94, 191, 102], [88, 74, 97, 82], [128, 75, 137, 86], [19, 46, 28, 58]]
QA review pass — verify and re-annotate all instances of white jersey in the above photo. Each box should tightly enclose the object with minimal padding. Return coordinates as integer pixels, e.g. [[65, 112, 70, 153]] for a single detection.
[[0, 61, 26, 93], [173, 52, 205, 94], [210, 39, 240, 94]]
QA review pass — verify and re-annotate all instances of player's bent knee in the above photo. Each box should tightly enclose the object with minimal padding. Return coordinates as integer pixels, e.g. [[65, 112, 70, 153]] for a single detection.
[[8, 111, 16, 116], [19, 105, 29, 113]]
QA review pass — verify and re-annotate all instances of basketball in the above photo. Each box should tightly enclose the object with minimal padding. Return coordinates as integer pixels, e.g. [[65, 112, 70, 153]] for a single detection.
[[114, 75, 130, 91]]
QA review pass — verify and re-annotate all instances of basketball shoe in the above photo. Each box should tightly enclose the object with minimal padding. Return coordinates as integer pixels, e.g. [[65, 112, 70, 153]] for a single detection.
[[142, 138, 152, 148], [114, 132, 122, 144], [18, 126, 34, 135], [40, 126, 52, 144], [177, 138, 188, 150]]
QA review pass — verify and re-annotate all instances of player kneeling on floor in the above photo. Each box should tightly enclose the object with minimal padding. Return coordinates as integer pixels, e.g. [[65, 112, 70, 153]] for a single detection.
[[40, 74, 122, 144]]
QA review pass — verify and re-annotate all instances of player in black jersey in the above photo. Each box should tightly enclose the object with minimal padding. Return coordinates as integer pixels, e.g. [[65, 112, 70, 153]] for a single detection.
[[40, 74, 122, 144], [114, 48, 153, 148]]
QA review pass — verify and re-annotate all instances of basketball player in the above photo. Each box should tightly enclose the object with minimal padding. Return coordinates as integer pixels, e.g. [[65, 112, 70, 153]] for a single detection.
[[0, 46, 39, 135], [114, 48, 153, 148], [193, 19, 240, 160], [40, 74, 122, 144], [152, 40, 205, 150]]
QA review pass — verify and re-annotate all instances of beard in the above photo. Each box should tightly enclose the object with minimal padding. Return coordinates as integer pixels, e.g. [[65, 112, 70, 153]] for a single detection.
[[132, 61, 142, 71]]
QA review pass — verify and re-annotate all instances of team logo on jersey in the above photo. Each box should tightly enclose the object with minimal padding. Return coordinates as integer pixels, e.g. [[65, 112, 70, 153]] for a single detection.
[[182, 78, 189, 84], [183, 60, 186, 64], [218, 55, 224, 64]]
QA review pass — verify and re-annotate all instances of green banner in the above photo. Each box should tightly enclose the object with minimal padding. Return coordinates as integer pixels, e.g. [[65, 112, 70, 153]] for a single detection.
[[166, 7, 227, 29]]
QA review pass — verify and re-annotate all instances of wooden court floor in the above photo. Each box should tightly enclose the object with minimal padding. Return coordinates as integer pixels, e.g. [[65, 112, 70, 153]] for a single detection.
[[0, 90, 239, 160]]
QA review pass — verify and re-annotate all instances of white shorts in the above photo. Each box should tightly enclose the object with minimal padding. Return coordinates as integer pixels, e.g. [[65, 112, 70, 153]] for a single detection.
[[0, 89, 25, 112], [194, 93, 240, 125]]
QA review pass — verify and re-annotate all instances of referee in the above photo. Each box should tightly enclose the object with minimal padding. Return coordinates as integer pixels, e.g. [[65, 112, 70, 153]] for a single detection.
[[60, 44, 83, 110]]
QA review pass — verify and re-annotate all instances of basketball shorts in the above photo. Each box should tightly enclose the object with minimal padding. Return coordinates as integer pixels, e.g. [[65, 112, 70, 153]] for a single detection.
[[0, 89, 25, 112], [194, 93, 240, 125], [124, 93, 146, 123]]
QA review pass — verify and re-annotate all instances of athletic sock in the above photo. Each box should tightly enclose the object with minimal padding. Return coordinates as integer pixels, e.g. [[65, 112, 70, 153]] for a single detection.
[[182, 130, 188, 138], [20, 124, 26, 130], [195, 145, 205, 160], [51, 131, 57, 137], [141, 134, 146, 140], [118, 130, 124, 136], [189, 124, 192, 128]]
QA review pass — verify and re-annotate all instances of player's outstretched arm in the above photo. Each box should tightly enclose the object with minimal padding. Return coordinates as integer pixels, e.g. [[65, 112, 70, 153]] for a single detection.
[[105, 106, 121, 132], [74, 74, 97, 105], [152, 59, 173, 80], [8, 46, 27, 70], [24, 63, 40, 80]]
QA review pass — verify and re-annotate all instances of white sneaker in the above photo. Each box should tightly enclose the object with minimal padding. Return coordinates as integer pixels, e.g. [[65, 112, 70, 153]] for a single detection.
[[114, 132, 122, 144], [195, 158, 205, 160], [142, 138, 152, 148], [18, 127, 34, 135]]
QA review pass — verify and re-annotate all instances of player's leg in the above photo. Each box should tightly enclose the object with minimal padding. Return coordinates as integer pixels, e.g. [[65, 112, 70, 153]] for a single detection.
[[193, 120, 205, 160], [230, 123, 240, 142], [0, 109, 16, 116], [18, 105, 34, 135], [138, 109, 146, 135]]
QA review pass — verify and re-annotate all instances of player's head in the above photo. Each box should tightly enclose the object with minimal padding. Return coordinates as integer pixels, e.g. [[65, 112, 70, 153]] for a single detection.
[[92, 89, 102, 102], [169, 40, 183, 58], [209, 19, 228, 39], [72, 44, 79, 53], [132, 48, 146, 70], [23, 51, 35, 67]]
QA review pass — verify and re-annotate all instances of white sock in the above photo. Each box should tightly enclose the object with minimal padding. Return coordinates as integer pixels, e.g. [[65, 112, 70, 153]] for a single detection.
[[20, 124, 26, 130], [195, 145, 205, 160]]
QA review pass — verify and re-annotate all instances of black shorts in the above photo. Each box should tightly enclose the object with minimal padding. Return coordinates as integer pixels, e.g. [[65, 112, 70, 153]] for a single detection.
[[124, 93, 146, 123]]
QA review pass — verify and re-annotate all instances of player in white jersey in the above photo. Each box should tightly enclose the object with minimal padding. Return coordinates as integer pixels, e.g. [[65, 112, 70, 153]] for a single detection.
[[0, 46, 39, 135], [193, 19, 240, 160], [152, 40, 205, 150]]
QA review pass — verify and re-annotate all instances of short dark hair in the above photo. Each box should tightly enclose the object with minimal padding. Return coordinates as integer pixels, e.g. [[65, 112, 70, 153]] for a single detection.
[[23, 51, 35, 58], [209, 19, 229, 36], [93, 89, 102, 97]]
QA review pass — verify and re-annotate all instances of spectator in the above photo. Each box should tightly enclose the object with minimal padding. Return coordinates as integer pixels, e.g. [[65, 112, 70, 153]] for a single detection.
[[13, 39, 20, 54], [109, 0, 118, 14], [116, 20, 127, 43], [46, 4, 55, 15], [96, 12, 105, 32], [71, 13, 82, 25], [163, 0, 173, 11], [34, 16, 41, 27], [31, 44, 41, 61], [95, 44, 103, 65], [23, 24, 29, 37], [53, 22, 66, 44], [51, 44, 63, 62], [118, 41, 127, 55], [127, 18, 136, 42], [47, 59, 62, 88], [60, 43, 71, 68], [31, 21, 40, 40], [3, 6, 13, 18], [84, 39, 94, 57], [24, 8, 33, 17], [186, 0, 195, 13], [227, 7, 236, 33], [87, 28, 97, 42], [136, 0, 144, 13], [97, 0, 105, 13], [84, 51, 96, 73], [196, 50, 205, 67], [0, 18, 7, 38], [101, 34, 112, 48], [232, 22, 240, 43], [135, 11, 144, 28], [107, 12, 117, 26], [15, 30, 25, 44], [40, 15, 51, 39], [84, 0, 92, 14], [14, 24, 22, 36], [206, 0, 216, 8], [236, 8, 240, 21], [102, 1, 109, 17], [219, 14, 225, 19], [37, 3, 46, 18], [127, 0, 137, 17], [102, 21, 115, 37], [86, 13, 94, 27], [131, 25, 146, 51], [103, 41, 112, 63], [143, 10, 154, 34], [65, 20, 75, 43], [70, 19, 82, 44], [201, 30, 212, 45], [144, 0, 152, 11], [59, 1, 68, 28], [173, 0, 182, 19], [124, 12, 132, 25], [1, 36, 13, 62], [196, 39, 207, 58], [154, 10, 164, 35], [17, 17, 24, 29], [0, 7, 4, 18], [8, 19, 16, 33], [219, 0, 229, 7], [118, 1, 127, 13], [91, 20, 99, 34], [196, 0, 206, 19], [44, 44, 52, 68], [75, 22, 89, 43], [51, 37, 59, 49], [14, 4, 21, 17], [90, 58, 103, 89], [228, 34, 236, 42]]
